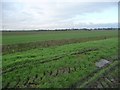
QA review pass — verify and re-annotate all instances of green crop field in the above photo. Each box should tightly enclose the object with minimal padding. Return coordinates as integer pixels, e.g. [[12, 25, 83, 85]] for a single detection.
[[2, 30, 117, 45], [2, 30, 119, 88]]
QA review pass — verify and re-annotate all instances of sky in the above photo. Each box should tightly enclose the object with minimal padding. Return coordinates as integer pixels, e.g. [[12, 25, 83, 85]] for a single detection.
[[1, 0, 119, 30]]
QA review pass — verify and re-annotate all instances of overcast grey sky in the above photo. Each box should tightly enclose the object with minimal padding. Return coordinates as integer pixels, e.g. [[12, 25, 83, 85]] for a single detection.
[[1, 0, 119, 30]]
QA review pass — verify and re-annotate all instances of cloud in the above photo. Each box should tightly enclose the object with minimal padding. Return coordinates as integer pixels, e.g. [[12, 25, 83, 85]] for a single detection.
[[1, 1, 118, 30]]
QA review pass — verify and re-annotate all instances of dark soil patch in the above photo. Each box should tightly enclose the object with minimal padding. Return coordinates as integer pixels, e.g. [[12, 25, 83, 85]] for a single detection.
[[2, 36, 115, 55]]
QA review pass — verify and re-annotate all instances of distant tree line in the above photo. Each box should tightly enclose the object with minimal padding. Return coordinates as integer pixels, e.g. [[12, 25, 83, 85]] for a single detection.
[[2, 28, 119, 32], [37, 28, 118, 31]]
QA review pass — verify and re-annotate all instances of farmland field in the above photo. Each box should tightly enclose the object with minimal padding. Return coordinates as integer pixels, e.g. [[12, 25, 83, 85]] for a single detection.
[[2, 30, 117, 45], [2, 30, 119, 88]]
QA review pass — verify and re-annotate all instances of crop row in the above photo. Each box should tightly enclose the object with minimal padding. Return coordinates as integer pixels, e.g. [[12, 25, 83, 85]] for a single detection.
[[69, 59, 118, 88], [79, 59, 118, 88], [3, 54, 118, 88], [2, 38, 118, 88], [83, 61, 119, 88], [2, 48, 98, 74], [3, 38, 117, 68], [3, 30, 117, 45], [2, 35, 116, 55], [91, 66, 119, 88]]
